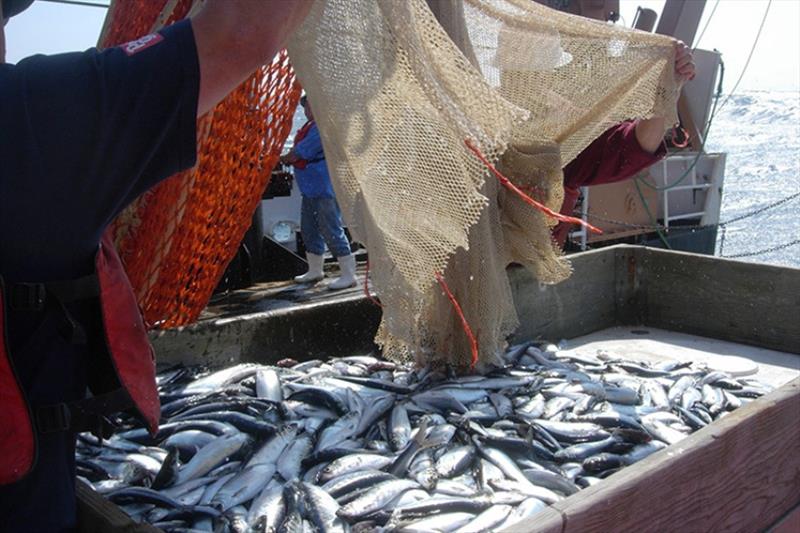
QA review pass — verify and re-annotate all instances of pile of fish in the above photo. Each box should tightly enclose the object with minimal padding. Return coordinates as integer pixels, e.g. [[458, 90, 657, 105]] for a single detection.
[[76, 342, 772, 532]]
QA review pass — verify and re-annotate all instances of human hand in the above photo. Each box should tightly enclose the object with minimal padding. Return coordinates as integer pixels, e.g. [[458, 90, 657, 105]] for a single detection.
[[280, 150, 298, 165], [192, 0, 314, 117], [674, 40, 696, 85]]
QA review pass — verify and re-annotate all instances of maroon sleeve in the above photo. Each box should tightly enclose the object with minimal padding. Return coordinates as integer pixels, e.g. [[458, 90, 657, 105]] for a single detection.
[[563, 120, 666, 190], [552, 120, 666, 247]]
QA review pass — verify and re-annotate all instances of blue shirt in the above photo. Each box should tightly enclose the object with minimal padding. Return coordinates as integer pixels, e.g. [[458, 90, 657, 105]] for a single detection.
[[294, 122, 336, 198]]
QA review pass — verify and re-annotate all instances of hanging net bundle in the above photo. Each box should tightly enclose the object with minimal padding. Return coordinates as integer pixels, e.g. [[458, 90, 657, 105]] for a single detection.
[[288, 0, 679, 368]]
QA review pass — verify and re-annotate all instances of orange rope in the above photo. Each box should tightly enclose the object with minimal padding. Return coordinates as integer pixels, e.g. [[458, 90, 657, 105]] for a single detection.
[[434, 272, 478, 370], [364, 260, 383, 308], [464, 139, 602, 234], [671, 126, 690, 149]]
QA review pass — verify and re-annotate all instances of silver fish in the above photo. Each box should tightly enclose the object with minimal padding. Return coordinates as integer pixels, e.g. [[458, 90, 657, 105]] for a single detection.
[[337, 479, 419, 520], [173, 432, 249, 485]]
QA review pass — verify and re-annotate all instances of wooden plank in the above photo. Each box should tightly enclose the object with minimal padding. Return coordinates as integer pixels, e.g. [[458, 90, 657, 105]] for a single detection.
[[76, 481, 160, 533], [510, 377, 800, 532], [510, 247, 618, 343], [152, 294, 382, 367], [502, 506, 563, 533], [639, 247, 800, 353], [584, 174, 661, 245], [768, 503, 800, 533]]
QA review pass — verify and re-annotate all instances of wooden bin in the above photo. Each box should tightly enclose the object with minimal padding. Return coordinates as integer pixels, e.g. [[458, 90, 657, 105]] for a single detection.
[[81, 245, 800, 532]]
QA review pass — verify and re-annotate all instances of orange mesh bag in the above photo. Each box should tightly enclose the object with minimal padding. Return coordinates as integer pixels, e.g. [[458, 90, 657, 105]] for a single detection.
[[101, 0, 301, 328]]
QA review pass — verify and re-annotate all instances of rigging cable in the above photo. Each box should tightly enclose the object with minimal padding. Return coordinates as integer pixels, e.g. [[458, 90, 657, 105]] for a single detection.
[[723, 239, 800, 259], [717, 191, 800, 256], [692, 0, 720, 51], [716, 0, 773, 112]]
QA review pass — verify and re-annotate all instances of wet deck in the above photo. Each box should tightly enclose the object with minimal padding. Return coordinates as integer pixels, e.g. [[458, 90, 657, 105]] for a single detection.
[[200, 264, 371, 322]]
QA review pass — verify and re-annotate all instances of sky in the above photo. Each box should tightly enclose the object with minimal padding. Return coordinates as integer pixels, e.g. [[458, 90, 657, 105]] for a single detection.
[[5, 0, 800, 92]]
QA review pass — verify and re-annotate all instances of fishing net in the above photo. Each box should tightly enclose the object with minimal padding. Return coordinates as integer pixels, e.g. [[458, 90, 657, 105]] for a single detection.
[[288, 0, 679, 368], [101, 0, 301, 328]]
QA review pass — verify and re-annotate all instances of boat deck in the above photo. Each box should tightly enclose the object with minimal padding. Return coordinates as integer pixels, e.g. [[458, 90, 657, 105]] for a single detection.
[[565, 326, 799, 389], [200, 265, 369, 321]]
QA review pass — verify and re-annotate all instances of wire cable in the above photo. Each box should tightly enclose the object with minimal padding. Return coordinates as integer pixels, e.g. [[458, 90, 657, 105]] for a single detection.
[[723, 239, 800, 259], [693, 0, 720, 51], [717, 0, 773, 112], [720, 191, 800, 226]]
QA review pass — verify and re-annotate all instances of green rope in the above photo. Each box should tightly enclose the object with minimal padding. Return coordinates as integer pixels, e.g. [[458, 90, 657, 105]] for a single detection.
[[634, 178, 672, 249]]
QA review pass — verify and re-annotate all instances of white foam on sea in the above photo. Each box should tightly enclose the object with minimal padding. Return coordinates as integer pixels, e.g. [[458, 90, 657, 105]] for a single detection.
[[705, 90, 800, 268]]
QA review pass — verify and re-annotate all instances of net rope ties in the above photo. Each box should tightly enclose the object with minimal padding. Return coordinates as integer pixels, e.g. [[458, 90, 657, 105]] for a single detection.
[[464, 139, 602, 234], [434, 273, 479, 370]]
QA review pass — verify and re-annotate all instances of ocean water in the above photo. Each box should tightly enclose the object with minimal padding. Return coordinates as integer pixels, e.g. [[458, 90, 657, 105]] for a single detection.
[[705, 90, 800, 268]]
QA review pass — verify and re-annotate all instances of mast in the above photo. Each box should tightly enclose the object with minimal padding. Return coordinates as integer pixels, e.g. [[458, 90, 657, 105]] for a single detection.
[[655, 0, 707, 48]]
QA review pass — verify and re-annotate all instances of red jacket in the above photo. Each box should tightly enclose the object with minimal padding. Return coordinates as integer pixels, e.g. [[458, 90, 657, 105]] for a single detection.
[[553, 120, 666, 246], [0, 231, 159, 484]]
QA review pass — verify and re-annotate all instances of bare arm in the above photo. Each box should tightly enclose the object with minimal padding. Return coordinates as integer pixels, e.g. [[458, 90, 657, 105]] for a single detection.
[[190, 0, 313, 117], [635, 39, 696, 153]]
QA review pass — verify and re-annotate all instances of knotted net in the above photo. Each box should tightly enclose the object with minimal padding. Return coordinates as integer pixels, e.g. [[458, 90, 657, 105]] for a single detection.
[[288, 0, 678, 368]]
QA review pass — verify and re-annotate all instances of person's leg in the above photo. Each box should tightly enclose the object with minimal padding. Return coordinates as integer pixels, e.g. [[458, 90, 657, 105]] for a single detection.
[[315, 198, 356, 290], [315, 197, 351, 258], [295, 196, 325, 283]]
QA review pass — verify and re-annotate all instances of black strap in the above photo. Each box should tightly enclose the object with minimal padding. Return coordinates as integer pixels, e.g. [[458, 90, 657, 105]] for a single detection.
[[46, 275, 100, 303], [6, 274, 101, 344], [36, 388, 133, 437], [6, 274, 100, 312]]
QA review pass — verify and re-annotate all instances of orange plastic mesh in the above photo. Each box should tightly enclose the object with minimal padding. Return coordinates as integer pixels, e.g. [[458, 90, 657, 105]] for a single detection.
[[101, 0, 301, 328]]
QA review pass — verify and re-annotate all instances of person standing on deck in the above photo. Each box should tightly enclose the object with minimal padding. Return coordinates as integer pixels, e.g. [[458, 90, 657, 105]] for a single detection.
[[536, 0, 696, 247], [0, 1, 313, 530], [281, 95, 358, 291]]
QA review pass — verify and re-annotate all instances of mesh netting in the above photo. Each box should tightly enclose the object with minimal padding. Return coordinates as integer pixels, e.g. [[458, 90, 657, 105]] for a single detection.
[[102, 0, 301, 328], [288, 0, 679, 368]]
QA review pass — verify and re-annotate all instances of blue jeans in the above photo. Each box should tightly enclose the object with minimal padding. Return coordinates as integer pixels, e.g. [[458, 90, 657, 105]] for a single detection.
[[300, 196, 351, 258]]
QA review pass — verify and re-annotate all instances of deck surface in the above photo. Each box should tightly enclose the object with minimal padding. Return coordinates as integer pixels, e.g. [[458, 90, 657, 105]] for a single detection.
[[564, 326, 799, 388], [200, 265, 369, 321]]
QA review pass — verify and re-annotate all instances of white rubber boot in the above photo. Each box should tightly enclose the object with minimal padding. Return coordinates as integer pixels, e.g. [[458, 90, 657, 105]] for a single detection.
[[294, 253, 325, 283], [327, 254, 357, 290]]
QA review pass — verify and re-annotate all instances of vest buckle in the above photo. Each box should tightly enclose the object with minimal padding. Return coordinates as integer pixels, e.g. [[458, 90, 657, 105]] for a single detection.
[[8, 282, 46, 312]]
